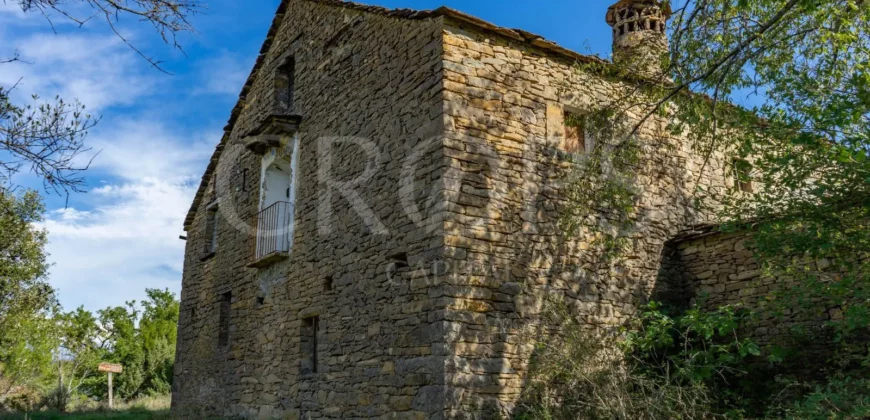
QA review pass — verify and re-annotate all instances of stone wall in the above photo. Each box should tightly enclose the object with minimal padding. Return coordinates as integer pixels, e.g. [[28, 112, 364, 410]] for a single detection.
[[173, 1, 448, 418], [671, 230, 840, 345], [436, 19, 738, 417]]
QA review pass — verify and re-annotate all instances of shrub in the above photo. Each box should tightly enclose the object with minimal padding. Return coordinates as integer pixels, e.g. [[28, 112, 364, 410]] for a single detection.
[[517, 301, 760, 419]]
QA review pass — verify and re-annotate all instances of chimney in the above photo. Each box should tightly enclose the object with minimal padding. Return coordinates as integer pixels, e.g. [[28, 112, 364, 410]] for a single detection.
[[606, 0, 671, 79]]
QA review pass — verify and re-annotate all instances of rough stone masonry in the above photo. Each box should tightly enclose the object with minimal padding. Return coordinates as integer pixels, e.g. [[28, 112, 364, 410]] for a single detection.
[[171, 0, 799, 418]]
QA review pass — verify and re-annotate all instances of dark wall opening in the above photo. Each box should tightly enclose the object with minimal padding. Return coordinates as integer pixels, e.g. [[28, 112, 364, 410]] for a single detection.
[[652, 241, 693, 309]]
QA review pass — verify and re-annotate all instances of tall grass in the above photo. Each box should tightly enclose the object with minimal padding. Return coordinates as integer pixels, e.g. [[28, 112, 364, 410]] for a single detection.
[[0, 395, 171, 420], [514, 306, 714, 420]]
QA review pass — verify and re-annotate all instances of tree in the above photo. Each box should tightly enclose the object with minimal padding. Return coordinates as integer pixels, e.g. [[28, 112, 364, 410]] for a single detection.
[[97, 302, 143, 399], [1, 0, 204, 194], [95, 289, 179, 400], [0, 90, 97, 195], [0, 189, 52, 334], [0, 188, 57, 409], [568, 0, 870, 332], [50, 307, 104, 412], [0, 311, 58, 411], [138, 289, 179, 396], [560, 0, 870, 416], [1, 287, 180, 412]]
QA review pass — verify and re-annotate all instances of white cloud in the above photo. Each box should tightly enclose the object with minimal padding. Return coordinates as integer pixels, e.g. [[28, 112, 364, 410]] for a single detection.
[[43, 178, 195, 311], [0, 2, 126, 32], [0, 1, 25, 16], [42, 119, 215, 311], [0, 32, 155, 111], [193, 51, 251, 97], [86, 119, 216, 182]]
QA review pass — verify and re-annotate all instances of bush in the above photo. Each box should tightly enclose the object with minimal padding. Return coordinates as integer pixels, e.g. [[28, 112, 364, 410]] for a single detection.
[[794, 377, 870, 419], [517, 299, 870, 419], [517, 301, 760, 419]]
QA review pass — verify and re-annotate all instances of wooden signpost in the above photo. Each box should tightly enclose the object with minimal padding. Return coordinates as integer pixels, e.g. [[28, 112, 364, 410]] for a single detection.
[[98, 363, 123, 408]]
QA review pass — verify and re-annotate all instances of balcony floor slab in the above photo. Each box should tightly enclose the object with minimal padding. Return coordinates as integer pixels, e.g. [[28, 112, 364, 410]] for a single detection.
[[247, 252, 289, 268]]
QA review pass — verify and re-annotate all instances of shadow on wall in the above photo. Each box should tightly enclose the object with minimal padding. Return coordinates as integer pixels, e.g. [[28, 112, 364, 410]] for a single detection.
[[442, 134, 701, 417], [440, 136, 692, 418]]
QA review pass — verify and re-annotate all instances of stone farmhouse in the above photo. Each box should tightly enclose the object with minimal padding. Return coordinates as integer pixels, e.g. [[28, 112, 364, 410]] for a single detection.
[[172, 0, 786, 418]]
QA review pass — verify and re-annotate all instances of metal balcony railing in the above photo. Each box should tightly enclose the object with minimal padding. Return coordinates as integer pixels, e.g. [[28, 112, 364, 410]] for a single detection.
[[252, 201, 293, 265]]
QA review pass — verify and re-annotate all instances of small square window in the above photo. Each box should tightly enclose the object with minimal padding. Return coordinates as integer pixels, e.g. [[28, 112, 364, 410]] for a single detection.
[[732, 158, 754, 193], [276, 57, 296, 113], [562, 112, 587, 154]]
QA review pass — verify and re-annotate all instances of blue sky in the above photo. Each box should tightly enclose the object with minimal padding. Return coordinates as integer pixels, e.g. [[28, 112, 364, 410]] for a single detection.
[[0, 0, 621, 312]]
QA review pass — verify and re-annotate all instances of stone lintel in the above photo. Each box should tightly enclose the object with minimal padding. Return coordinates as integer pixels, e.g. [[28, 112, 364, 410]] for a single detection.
[[244, 114, 303, 155]]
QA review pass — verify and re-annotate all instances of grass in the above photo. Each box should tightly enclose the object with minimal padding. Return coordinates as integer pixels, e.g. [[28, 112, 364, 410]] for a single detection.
[[1, 396, 171, 420]]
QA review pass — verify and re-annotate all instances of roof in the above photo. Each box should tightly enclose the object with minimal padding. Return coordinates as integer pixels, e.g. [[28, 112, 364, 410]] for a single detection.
[[606, 0, 672, 26], [669, 219, 764, 243], [184, 0, 611, 230], [607, 0, 672, 15], [669, 223, 727, 243]]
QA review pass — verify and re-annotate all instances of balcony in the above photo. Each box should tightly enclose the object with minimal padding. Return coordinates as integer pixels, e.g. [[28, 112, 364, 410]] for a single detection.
[[248, 201, 293, 268]]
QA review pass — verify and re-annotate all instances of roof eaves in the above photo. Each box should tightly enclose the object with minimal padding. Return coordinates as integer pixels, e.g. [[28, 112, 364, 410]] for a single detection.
[[433, 6, 606, 65]]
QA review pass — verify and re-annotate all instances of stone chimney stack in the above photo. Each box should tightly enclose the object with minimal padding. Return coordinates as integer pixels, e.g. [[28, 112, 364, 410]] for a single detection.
[[606, 0, 671, 79]]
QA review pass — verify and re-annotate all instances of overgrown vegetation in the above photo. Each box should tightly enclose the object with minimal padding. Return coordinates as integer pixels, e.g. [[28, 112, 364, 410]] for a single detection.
[[0, 187, 179, 416], [519, 302, 870, 419], [544, 0, 870, 418], [517, 302, 753, 419], [1, 283, 180, 415], [560, 109, 644, 258]]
